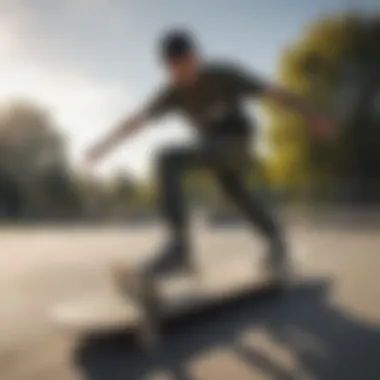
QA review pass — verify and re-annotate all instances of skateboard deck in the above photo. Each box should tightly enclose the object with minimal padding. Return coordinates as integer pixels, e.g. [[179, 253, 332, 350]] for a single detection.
[[51, 256, 295, 346]]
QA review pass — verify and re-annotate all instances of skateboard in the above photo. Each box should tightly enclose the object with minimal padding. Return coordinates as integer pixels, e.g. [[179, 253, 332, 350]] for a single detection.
[[51, 255, 296, 349]]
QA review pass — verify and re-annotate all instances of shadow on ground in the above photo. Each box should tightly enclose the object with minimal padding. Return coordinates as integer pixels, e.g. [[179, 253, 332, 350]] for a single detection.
[[75, 278, 380, 380]]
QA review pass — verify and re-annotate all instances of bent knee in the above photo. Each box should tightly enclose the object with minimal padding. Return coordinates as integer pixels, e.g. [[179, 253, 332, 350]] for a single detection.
[[156, 148, 188, 176]]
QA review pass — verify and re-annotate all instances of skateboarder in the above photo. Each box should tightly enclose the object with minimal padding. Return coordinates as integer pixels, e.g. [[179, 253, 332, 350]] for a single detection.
[[85, 29, 334, 282]]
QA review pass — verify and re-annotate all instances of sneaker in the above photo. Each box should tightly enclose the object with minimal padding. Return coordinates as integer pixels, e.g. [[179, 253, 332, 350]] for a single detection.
[[146, 239, 195, 277]]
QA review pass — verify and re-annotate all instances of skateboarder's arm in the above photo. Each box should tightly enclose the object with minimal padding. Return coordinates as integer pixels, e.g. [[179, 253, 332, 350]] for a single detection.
[[85, 86, 176, 165], [229, 64, 335, 139], [84, 111, 149, 164], [230, 65, 323, 117], [261, 84, 336, 139], [261, 84, 320, 118]]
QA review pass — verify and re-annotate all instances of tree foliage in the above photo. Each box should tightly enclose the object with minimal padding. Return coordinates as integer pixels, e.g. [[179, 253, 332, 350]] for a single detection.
[[0, 101, 79, 217], [263, 13, 380, 199]]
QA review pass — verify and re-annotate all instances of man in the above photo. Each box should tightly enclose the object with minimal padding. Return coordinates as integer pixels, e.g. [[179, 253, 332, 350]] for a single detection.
[[85, 29, 334, 282]]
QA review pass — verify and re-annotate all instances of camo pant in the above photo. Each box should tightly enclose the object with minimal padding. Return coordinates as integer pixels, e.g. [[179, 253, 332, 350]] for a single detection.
[[156, 136, 281, 244]]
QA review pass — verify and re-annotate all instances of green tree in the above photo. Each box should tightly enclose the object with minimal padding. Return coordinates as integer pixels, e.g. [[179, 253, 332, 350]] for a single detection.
[[108, 171, 139, 212], [263, 13, 380, 200], [0, 101, 79, 218]]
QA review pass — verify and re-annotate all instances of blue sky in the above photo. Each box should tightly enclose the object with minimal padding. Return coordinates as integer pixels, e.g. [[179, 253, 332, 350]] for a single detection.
[[1, 0, 379, 179]]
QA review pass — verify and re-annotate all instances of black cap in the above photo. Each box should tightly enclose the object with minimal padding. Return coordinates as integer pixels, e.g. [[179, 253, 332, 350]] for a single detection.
[[159, 29, 196, 61]]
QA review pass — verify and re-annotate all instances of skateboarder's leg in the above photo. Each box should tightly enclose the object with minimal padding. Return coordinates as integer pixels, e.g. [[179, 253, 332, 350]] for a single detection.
[[215, 168, 288, 263], [149, 145, 202, 275], [159, 147, 191, 246], [149, 140, 232, 276]]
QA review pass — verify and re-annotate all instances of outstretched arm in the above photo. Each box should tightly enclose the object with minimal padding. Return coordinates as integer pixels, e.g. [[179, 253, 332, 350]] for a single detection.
[[84, 85, 176, 166], [85, 112, 148, 165], [229, 64, 336, 139], [262, 84, 336, 139], [262, 85, 318, 115]]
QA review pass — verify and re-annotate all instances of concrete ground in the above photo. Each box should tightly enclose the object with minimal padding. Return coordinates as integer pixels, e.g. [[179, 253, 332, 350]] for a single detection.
[[0, 219, 379, 380]]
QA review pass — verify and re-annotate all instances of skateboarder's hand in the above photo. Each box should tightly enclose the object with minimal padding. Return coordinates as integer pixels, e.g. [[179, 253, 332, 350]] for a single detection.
[[83, 142, 108, 168], [308, 114, 337, 141]]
